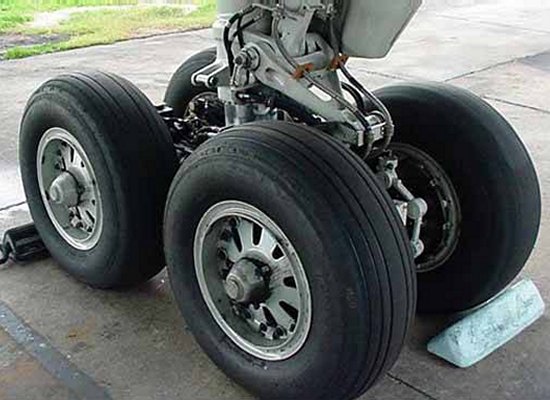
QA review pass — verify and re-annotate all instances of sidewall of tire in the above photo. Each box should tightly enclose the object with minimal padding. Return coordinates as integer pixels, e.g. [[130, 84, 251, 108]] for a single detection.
[[375, 82, 541, 312], [20, 73, 177, 287], [164, 122, 416, 399], [21, 86, 126, 285], [164, 48, 216, 117]]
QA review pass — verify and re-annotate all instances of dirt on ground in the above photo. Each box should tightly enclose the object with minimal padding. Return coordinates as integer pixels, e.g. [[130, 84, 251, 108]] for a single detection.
[[0, 33, 69, 58]]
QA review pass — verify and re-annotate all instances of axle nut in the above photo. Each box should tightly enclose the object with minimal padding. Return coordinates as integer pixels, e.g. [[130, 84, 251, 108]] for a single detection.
[[225, 277, 244, 301], [223, 259, 267, 303], [48, 172, 80, 207]]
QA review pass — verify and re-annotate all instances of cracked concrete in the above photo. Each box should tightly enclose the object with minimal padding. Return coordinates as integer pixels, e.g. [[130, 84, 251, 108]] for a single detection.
[[1, 0, 549, 399]]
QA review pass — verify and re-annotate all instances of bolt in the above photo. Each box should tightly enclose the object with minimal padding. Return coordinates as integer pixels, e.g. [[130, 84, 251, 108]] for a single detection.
[[234, 53, 250, 68], [234, 55, 244, 65]]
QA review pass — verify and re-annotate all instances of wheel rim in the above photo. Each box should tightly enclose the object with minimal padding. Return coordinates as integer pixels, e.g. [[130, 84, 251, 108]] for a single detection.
[[390, 143, 461, 272], [37, 127, 103, 250], [194, 201, 312, 361]]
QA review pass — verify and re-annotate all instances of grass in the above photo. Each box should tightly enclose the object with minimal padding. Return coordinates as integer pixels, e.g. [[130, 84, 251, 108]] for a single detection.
[[1, 1, 140, 31], [0, 4, 32, 32], [1, 0, 216, 59]]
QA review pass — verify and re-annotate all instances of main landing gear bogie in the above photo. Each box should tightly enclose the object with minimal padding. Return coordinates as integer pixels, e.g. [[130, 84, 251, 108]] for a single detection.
[[17, 50, 540, 400]]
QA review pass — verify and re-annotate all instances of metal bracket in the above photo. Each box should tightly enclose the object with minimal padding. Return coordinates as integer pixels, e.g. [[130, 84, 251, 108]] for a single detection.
[[192, 60, 230, 88], [237, 41, 369, 144]]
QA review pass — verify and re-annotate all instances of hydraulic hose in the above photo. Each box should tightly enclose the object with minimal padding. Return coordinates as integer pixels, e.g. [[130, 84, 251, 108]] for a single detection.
[[338, 61, 395, 156], [271, 11, 374, 152]]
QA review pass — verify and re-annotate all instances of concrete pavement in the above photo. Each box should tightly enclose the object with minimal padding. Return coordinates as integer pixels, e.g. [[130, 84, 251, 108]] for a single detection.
[[1, 1, 549, 399]]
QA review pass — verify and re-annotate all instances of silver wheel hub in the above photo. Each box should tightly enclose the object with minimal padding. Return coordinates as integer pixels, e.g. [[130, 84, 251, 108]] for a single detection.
[[48, 172, 80, 206], [194, 201, 312, 361], [37, 128, 103, 251], [224, 259, 267, 303]]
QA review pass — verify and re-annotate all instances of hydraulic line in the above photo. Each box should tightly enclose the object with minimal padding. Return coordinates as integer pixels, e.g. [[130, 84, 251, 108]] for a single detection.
[[224, 5, 256, 75], [326, 16, 395, 155], [270, 10, 374, 152], [338, 61, 395, 156]]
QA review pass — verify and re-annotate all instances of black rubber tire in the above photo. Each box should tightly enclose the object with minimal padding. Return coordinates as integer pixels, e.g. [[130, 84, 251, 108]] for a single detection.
[[375, 82, 541, 313], [164, 47, 216, 117], [20, 71, 178, 288], [164, 121, 416, 400]]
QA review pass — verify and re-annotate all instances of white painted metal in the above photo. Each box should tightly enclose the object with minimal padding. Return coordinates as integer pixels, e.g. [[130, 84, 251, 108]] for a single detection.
[[340, 0, 423, 58]]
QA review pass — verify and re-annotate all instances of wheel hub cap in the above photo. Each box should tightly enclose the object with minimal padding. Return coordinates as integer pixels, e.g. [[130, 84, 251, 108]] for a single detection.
[[48, 171, 80, 206], [224, 259, 267, 303]]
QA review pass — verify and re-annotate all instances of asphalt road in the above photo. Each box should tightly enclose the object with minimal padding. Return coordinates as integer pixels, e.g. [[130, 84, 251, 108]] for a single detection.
[[1, 1, 550, 399]]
